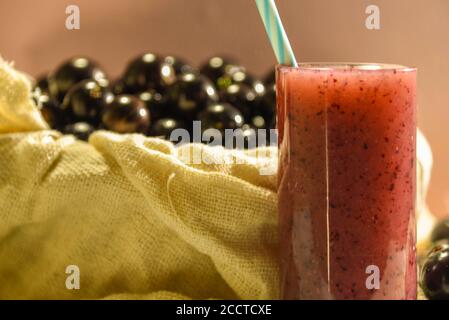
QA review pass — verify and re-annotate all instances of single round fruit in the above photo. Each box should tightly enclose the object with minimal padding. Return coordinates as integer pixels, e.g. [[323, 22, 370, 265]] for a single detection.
[[198, 102, 244, 131], [49, 57, 107, 102], [102, 95, 150, 134], [150, 118, 185, 142], [138, 90, 169, 122], [221, 83, 258, 121], [64, 122, 95, 141], [36, 93, 65, 129], [431, 219, 449, 244], [199, 56, 236, 84], [62, 79, 113, 125], [168, 72, 218, 121], [420, 243, 449, 300], [121, 53, 163, 93]]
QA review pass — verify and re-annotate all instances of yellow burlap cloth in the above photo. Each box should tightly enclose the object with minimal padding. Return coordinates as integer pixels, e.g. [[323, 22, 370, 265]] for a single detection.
[[0, 58, 433, 300]]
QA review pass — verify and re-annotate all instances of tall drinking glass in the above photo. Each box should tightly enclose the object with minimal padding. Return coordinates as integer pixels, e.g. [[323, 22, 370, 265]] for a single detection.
[[277, 63, 417, 300]]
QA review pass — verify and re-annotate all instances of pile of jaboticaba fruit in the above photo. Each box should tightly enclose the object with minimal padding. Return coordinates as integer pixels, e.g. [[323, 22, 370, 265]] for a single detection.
[[420, 219, 449, 300], [32, 53, 276, 147]]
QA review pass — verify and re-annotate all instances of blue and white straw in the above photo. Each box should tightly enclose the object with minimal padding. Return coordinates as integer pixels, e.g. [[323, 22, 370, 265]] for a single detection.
[[255, 0, 298, 67]]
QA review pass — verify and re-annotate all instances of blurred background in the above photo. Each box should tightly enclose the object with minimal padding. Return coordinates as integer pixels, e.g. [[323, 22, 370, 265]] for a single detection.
[[0, 0, 448, 217]]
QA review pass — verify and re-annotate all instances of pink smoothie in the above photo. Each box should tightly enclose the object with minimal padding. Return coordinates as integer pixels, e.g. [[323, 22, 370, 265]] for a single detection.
[[277, 64, 417, 300]]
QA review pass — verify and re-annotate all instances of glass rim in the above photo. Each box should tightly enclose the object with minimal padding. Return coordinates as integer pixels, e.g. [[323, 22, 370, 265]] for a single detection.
[[276, 62, 416, 72]]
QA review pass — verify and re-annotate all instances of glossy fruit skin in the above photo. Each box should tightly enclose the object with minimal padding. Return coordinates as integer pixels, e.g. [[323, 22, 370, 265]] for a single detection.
[[198, 102, 244, 132], [420, 243, 449, 300], [150, 118, 185, 141], [138, 90, 169, 122], [121, 53, 163, 93], [199, 56, 236, 85], [431, 219, 449, 243], [161, 55, 195, 86], [64, 122, 95, 141], [62, 79, 113, 125], [102, 95, 150, 134], [168, 72, 219, 121], [221, 83, 259, 121], [49, 57, 107, 102], [36, 93, 66, 129]]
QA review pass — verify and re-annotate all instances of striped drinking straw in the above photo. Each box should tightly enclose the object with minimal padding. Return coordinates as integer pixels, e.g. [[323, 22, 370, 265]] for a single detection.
[[255, 0, 298, 67]]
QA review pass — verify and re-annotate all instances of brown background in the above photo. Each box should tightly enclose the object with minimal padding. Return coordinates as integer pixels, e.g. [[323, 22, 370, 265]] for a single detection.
[[1, 0, 448, 217]]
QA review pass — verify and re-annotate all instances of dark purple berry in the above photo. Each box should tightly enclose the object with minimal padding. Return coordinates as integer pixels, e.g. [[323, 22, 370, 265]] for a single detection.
[[221, 83, 258, 121], [420, 242, 449, 300], [102, 95, 150, 134], [138, 90, 169, 122], [198, 102, 244, 131], [62, 79, 113, 125], [121, 53, 163, 93], [49, 57, 107, 102], [168, 72, 218, 121]]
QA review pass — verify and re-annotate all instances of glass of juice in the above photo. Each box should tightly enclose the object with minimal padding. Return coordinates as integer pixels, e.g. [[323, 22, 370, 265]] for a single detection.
[[277, 63, 417, 300]]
